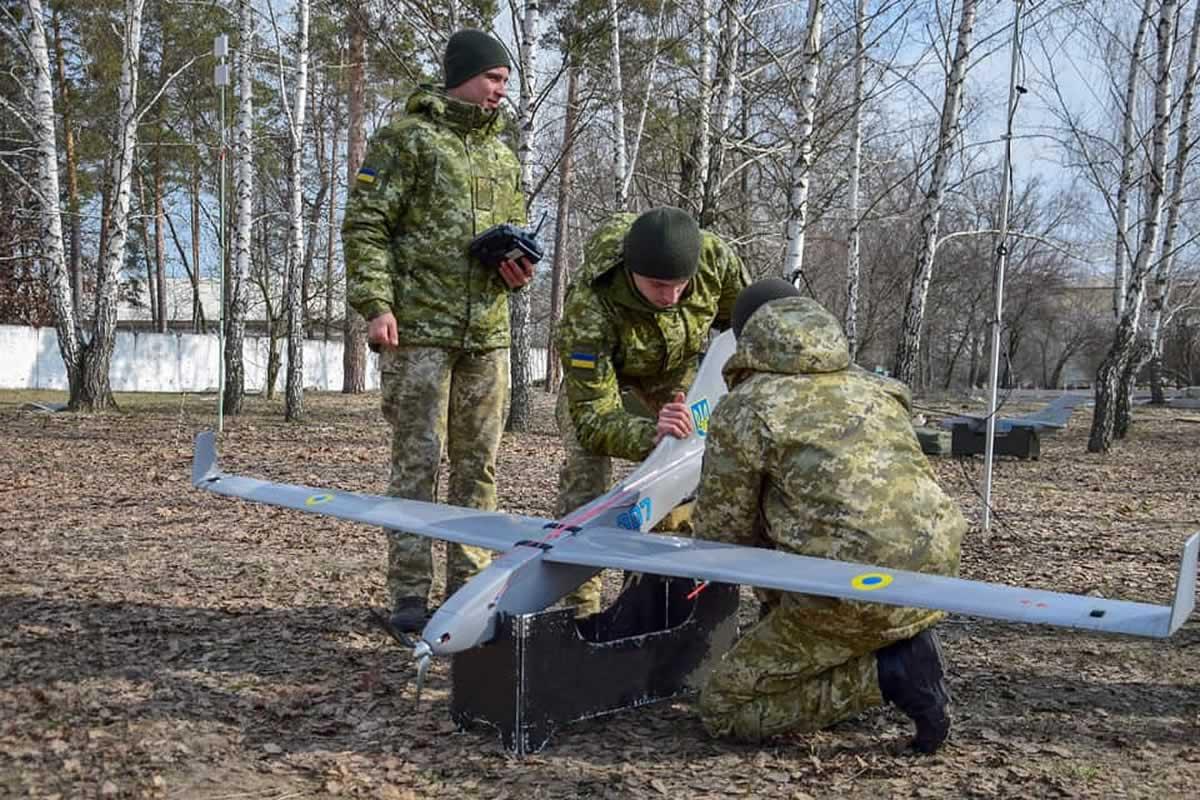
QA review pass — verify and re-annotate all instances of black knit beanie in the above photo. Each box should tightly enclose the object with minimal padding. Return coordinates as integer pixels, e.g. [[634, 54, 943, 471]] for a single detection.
[[623, 207, 702, 281], [444, 29, 511, 89], [732, 278, 801, 337]]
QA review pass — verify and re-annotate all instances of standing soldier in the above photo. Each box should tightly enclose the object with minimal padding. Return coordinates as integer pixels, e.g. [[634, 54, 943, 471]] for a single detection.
[[553, 207, 747, 616], [691, 279, 966, 754], [342, 29, 534, 633]]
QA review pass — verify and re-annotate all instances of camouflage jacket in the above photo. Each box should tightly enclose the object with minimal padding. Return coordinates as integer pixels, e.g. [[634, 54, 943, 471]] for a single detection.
[[555, 213, 747, 462], [342, 87, 525, 350], [692, 297, 967, 641]]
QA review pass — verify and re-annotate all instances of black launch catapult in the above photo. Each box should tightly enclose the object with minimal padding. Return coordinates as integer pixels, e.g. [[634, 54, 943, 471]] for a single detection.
[[450, 577, 740, 755]]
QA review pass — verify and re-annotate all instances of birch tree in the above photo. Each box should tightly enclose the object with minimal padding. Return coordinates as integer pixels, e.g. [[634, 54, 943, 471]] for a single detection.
[[22, 0, 79, 399], [1088, 0, 1180, 452], [619, 0, 667, 209], [844, 0, 868, 361], [686, 0, 714, 216], [342, 0, 368, 393], [1112, 0, 1155, 320], [224, 0, 255, 416], [893, 0, 977, 388], [700, 0, 741, 227], [1147, 1, 1200, 405], [608, 0, 628, 210], [781, 0, 824, 281], [508, 0, 539, 432], [87, 0, 147, 408], [546, 60, 580, 394], [50, 9, 83, 319], [283, 0, 311, 422]]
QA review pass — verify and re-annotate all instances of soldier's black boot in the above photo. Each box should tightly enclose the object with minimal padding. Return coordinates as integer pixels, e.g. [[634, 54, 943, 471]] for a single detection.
[[388, 597, 429, 634], [877, 629, 952, 754]]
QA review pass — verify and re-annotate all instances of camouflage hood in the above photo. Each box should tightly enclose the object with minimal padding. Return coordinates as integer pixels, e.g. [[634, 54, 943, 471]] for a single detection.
[[405, 86, 508, 139], [725, 296, 912, 412], [725, 297, 851, 381]]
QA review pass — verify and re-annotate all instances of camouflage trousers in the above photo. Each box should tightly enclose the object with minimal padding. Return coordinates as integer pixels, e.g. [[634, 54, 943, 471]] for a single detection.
[[699, 601, 886, 743], [380, 345, 508, 607], [554, 391, 692, 616]]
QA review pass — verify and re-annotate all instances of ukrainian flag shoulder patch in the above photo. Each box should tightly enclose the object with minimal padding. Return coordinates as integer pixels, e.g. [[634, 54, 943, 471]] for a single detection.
[[356, 167, 378, 185], [569, 352, 597, 370]]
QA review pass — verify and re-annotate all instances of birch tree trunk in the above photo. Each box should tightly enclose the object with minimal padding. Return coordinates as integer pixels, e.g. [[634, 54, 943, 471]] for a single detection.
[[28, 0, 81, 398], [700, 0, 740, 228], [547, 61, 580, 394], [608, 0, 628, 211], [284, 0, 311, 422], [51, 9, 83, 322], [325, 97, 339, 342], [844, 0, 868, 362], [1113, 0, 1155, 320], [1089, 0, 1179, 452], [1148, 1, 1200, 405], [342, 1, 368, 393], [508, 0, 539, 432], [224, 0, 255, 415], [893, 0, 977, 388], [622, 0, 667, 208], [80, 0, 146, 411], [781, 0, 824, 280], [688, 0, 713, 217]]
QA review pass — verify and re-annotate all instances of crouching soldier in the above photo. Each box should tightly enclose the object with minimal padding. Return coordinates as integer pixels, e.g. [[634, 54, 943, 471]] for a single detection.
[[692, 279, 967, 754]]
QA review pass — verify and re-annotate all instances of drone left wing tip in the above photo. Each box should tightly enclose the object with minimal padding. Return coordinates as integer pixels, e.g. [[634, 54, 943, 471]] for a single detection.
[[192, 431, 219, 486]]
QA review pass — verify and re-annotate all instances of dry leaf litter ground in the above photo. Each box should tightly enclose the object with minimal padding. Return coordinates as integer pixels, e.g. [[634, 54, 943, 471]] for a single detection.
[[1, 387, 1198, 799]]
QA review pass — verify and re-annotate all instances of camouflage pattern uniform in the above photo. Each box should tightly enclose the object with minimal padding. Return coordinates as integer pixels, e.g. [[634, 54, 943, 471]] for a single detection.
[[342, 87, 525, 606], [554, 213, 747, 613], [691, 297, 967, 742]]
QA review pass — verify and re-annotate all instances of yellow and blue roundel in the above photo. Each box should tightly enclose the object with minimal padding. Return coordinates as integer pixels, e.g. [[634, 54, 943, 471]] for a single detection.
[[851, 572, 893, 591], [305, 493, 334, 507]]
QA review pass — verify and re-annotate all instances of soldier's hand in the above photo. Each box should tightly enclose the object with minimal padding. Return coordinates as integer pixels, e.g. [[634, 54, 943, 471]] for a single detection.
[[655, 392, 694, 443], [499, 256, 535, 289], [367, 311, 399, 349]]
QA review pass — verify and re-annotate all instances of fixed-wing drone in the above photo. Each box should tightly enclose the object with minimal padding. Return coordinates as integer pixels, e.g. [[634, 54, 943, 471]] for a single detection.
[[939, 393, 1086, 434], [192, 331, 1197, 694]]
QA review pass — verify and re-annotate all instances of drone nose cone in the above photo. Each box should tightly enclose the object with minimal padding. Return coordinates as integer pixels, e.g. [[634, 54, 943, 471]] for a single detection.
[[422, 603, 500, 655], [421, 609, 484, 656]]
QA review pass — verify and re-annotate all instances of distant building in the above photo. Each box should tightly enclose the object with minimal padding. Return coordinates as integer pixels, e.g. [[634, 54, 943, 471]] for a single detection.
[[118, 276, 348, 339]]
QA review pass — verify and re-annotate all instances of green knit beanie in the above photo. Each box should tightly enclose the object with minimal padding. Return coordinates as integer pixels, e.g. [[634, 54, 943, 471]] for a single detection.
[[443, 29, 511, 89], [732, 277, 800, 337], [623, 207, 702, 281]]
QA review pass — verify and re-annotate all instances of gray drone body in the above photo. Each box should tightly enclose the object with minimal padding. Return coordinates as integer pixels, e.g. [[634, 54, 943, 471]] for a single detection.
[[192, 331, 1197, 669]]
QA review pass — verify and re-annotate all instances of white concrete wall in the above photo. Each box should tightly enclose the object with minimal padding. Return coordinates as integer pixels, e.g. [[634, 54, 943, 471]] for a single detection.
[[0, 325, 548, 393]]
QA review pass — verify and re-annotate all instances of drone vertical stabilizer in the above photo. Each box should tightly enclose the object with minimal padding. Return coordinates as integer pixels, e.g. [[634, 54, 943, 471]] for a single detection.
[[1168, 533, 1199, 635], [193, 431, 219, 485]]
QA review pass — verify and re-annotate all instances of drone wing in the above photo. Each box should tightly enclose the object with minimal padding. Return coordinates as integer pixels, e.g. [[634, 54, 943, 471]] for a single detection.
[[1014, 394, 1086, 429], [543, 528, 1198, 639], [191, 432, 550, 552]]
